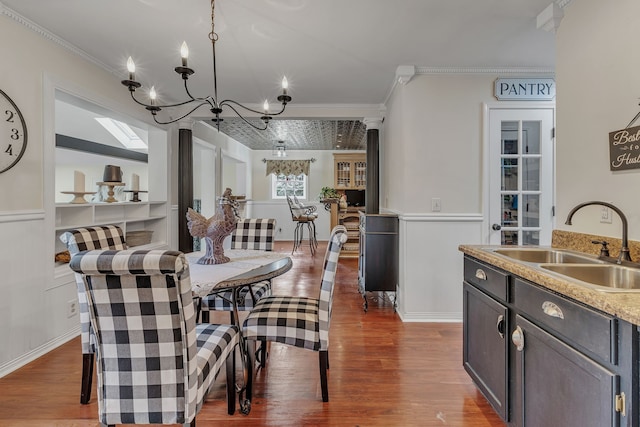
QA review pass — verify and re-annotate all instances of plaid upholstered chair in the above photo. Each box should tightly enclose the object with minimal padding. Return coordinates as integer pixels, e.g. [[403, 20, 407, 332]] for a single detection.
[[200, 218, 277, 323], [243, 225, 347, 402], [60, 225, 127, 404], [70, 249, 240, 426], [200, 218, 277, 367], [286, 195, 318, 255]]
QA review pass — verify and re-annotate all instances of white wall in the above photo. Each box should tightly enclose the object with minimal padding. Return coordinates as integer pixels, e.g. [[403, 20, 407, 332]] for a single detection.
[[384, 73, 547, 321], [555, 0, 640, 240], [0, 12, 172, 375], [249, 149, 336, 242]]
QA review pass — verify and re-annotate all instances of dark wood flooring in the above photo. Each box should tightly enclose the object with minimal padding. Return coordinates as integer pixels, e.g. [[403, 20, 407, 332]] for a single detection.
[[0, 241, 504, 426]]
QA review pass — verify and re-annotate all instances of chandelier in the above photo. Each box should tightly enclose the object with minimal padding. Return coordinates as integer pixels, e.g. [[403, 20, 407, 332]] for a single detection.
[[120, 0, 291, 129]]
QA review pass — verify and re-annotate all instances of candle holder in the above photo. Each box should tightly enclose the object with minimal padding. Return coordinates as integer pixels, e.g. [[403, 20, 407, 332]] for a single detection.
[[124, 190, 148, 202], [61, 191, 96, 204], [97, 182, 126, 203]]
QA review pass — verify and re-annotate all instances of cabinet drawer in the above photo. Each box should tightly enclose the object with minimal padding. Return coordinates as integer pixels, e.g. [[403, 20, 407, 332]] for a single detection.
[[464, 257, 509, 301], [513, 278, 616, 364]]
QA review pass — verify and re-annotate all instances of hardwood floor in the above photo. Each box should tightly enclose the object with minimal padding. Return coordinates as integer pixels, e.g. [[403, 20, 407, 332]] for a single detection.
[[0, 242, 504, 427]]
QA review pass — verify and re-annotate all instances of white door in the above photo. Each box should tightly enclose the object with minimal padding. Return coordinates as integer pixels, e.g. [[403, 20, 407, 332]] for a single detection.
[[489, 108, 554, 245]]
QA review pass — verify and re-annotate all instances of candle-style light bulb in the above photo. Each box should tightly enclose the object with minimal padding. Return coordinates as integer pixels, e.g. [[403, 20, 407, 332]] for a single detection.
[[149, 86, 157, 105], [180, 41, 189, 67], [281, 76, 289, 94], [263, 100, 269, 114], [126, 56, 136, 81]]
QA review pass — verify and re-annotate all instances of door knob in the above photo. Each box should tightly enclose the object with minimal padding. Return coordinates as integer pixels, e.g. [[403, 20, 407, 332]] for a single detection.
[[492, 223, 502, 231]]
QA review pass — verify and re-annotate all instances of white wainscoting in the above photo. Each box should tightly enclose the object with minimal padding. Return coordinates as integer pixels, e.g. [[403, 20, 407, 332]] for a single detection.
[[248, 200, 332, 243], [396, 213, 483, 322], [0, 210, 81, 376]]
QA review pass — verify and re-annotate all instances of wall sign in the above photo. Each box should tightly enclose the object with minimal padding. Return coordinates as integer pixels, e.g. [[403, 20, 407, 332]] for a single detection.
[[494, 78, 556, 101], [609, 125, 640, 171]]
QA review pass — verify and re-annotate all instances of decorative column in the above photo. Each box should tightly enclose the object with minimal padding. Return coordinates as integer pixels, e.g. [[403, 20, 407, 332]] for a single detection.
[[363, 118, 383, 215], [178, 120, 194, 253]]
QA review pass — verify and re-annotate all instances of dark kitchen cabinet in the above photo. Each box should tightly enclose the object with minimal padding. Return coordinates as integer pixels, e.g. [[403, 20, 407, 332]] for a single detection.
[[462, 255, 633, 427], [358, 212, 398, 311]]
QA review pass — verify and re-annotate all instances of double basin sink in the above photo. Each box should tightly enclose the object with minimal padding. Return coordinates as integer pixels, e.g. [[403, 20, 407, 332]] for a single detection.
[[491, 248, 640, 292]]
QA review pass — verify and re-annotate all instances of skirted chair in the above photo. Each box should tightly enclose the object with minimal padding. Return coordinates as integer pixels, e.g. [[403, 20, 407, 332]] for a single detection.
[[69, 249, 240, 426], [243, 225, 347, 402], [59, 225, 128, 404], [286, 195, 318, 255]]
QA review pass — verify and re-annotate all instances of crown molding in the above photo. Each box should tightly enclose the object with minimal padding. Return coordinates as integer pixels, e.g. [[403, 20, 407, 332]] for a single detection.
[[0, 2, 119, 77], [415, 66, 555, 75]]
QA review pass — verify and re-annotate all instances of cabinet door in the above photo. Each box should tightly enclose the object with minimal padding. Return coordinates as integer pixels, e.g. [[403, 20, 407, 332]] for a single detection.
[[513, 315, 619, 427], [463, 282, 509, 421]]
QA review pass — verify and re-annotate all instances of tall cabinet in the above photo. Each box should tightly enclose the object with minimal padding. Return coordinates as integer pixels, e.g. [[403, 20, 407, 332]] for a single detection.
[[331, 153, 366, 257]]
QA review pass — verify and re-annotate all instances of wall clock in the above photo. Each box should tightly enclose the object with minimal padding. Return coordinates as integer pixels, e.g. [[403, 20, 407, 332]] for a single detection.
[[0, 89, 27, 174]]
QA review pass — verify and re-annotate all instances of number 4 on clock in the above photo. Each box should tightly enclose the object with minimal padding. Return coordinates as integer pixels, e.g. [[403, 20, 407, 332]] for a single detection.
[[5, 144, 13, 156]]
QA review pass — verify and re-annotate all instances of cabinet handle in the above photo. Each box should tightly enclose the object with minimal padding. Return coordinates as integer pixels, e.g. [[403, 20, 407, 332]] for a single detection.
[[511, 326, 525, 351], [475, 269, 487, 280], [496, 314, 505, 339], [542, 301, 564, 319]]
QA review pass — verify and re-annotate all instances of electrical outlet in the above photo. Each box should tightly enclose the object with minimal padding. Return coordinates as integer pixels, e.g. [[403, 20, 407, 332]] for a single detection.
[[67, 299, 78, 318], [600, 206, 612, 224], [431, 198, 442, 212]]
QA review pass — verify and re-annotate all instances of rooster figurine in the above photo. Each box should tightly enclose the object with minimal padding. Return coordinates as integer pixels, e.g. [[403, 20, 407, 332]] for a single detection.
[[186, 188, 240, 264]]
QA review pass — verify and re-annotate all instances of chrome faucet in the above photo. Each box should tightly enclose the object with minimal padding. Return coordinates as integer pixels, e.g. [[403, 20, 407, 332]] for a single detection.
[[565, 201, 632, 263]]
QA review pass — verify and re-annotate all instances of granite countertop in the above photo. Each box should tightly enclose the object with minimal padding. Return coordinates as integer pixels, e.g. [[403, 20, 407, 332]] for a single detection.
[[459, 244, 640, 325]]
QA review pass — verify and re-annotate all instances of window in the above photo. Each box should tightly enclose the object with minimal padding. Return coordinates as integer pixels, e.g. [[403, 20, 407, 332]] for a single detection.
[[272, 173, 307, 199]]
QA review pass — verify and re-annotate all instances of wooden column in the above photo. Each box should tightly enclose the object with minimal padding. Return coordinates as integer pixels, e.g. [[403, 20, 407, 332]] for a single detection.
[[178, 121, 194, 253], [363, 118, 383, 214]]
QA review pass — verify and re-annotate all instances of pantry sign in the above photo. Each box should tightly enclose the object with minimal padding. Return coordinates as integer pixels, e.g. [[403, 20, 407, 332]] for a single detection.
[[609, 125, 640, 171], [494, 78, 555, 101]]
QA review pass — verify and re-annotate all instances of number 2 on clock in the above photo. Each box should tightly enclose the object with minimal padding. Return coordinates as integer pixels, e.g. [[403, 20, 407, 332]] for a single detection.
[[5, 109, 15, 123]]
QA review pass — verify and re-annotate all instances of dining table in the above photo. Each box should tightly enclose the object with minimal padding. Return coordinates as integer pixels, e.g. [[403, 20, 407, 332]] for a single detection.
[[185, 248, 293, 414]]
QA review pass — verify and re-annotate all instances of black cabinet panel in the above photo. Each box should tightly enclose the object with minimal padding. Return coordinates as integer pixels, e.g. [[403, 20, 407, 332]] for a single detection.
[[463, 282, 509, 421], [514, 315, 619, 427]]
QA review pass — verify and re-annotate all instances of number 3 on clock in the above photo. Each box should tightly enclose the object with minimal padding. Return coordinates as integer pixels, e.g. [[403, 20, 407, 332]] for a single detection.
[[0, 89, 27, 174]]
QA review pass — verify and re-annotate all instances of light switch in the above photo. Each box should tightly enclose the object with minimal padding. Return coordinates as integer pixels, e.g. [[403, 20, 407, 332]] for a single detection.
[[431, 198, 442, 212]]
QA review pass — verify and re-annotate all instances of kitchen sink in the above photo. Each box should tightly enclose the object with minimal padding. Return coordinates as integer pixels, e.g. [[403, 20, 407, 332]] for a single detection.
[[541, 264, 640, 292], [493, 248, 604, 264]]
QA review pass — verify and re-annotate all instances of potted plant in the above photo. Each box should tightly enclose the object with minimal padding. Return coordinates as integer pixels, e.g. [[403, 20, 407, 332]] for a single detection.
[[319, 187, 340, 202]]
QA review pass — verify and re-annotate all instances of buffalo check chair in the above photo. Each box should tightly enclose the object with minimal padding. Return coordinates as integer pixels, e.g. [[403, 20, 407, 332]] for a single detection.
[[200, 218, 277, 366], [243, 225, 347, 402], [60, 225, 128, 404], [70, 249, 240, 426], [200, 218, 277, 323]]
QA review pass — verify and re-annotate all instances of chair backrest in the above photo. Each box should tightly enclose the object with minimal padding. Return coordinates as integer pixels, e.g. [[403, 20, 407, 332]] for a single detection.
[[69, 249, 201, 425], [59, 225, 127, 354], [60, 225, 127, 254], [230, 218, 277, 251], [287, 195, 314, 221], [317, 225, 348, 350]]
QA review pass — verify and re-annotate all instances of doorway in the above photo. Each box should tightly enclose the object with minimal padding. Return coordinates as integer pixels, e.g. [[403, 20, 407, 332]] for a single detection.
[[487, 106, 555, 245]]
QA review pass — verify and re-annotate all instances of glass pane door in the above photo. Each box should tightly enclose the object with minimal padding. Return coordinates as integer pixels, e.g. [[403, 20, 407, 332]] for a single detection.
[[489, 109, 554, 246]]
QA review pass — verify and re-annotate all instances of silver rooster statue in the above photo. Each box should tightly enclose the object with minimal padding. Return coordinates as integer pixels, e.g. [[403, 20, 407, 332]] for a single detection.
[[186, 188, 240, 265]]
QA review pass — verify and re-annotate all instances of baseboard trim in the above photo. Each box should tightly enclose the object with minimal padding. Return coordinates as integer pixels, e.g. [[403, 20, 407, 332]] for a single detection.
[[397, 311, 463, 323], [0, 326, 80, 378]]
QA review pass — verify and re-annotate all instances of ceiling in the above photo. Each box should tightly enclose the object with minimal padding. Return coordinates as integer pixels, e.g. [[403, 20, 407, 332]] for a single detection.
[[1, 0, 558, 151]]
